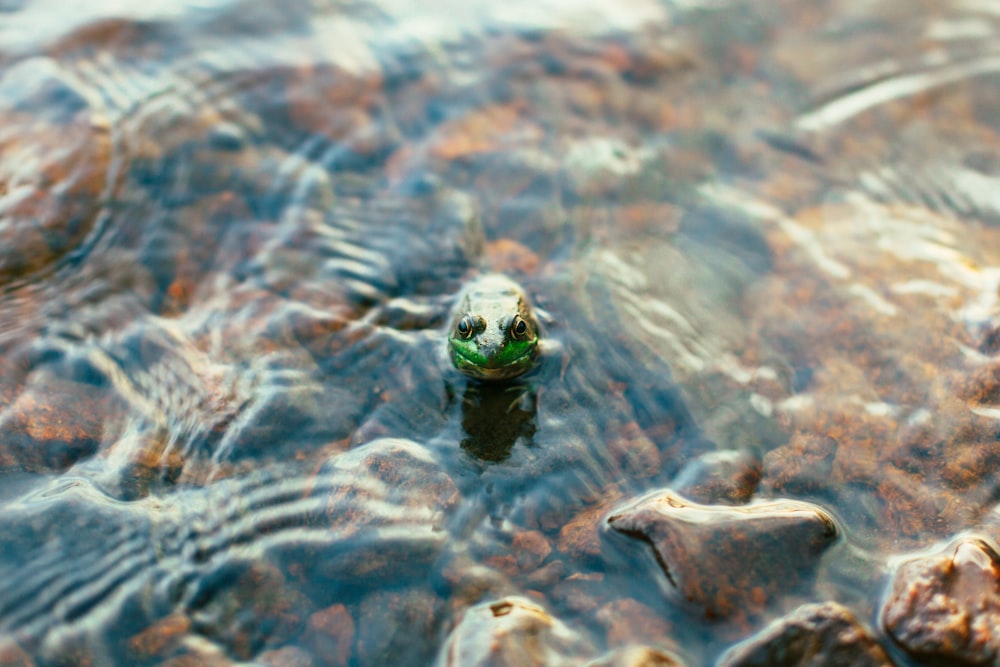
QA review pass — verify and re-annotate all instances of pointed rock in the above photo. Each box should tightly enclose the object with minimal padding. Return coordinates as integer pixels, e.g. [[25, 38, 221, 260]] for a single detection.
[[882, 537, 1000, 666], [718, 601, 892, 667], [607, 490, 837, 619]]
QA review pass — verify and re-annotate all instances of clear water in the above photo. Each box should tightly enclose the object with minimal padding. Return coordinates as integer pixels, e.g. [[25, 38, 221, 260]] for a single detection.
[[2, 0, 1000, 665]]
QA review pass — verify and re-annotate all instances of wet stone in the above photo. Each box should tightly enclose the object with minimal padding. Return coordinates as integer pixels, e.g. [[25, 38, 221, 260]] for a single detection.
[[435, 597, 593, 667], [596, 599, 676, 652], [0, 57, 110, 280], [127, 614, 191, 662], [607, 490, 838, 619], [761, 433, 838, 497], [718, 601, 893, 667], [586, 646, 687, 667], [0, 639, 34, 667], [298, 603, 354, 667], [258, 646, 315, 667], [671, 449, 761, 505], [0, 375, 115, 472], [356, 588, 439, 667], [512, 530, 552, 572], [882, 537, 1000, 666], [188, 560, 310, 661]]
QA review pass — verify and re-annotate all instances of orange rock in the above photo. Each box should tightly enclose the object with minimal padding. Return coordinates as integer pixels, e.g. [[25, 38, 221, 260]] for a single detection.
[[596, 599, 673, 649], [883, 538, 1000, 666], [0, 378, 113, 471], [512, 531, 552, 572], [485, 239, 540, 274], [129, 614, 191, 660], [430, 104, 528, 160], [558, 489, 624, 560], [0, 639, 34, 667], [300, 604, 355, 667]]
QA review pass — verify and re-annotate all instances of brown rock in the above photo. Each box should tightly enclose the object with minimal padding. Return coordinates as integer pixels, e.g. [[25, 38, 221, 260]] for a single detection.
[[883, 537, 1000, 666], [258, 646, 315, 667], [429, 104, 533, 161], [0, 377, 113, 471], [357, 588, 439, 667], [513, 531, 552, 572], [0, 59, 110, 280], [718, 601, 893, 667], [128, 614, 191, 661], [596, 599, 674, 650], [0, 639, 34, 667], [587, 646, 687, 667], [673, 450, 761, 505], [485, 239, 540, 274], [436, 597, 592, 667], [607, 490, 838, 619], [762, 433, 837, 496], [558, 489, 625, 560], [190, 561, 308, 661], [152, 639, 238, 667], [299, 604, 354, 667]]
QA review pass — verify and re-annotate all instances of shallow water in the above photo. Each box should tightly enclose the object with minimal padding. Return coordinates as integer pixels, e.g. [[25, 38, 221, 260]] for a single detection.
[[2, 0, 1000, 665]]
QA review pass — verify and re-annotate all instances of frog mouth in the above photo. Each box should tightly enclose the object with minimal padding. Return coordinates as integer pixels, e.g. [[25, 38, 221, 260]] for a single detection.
[[450, 339, 536, 379]]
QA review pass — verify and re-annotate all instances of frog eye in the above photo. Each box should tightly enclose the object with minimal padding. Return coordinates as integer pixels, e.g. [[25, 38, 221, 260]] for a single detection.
[[510, 315, 529, 340], [456, 315, 474, 339]]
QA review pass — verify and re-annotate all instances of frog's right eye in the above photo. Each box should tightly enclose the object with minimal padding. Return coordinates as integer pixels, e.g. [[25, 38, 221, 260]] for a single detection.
[[456, 315, 474, 338]]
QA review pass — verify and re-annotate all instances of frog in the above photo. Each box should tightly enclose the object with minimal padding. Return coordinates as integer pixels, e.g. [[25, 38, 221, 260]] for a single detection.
[[447, 273, 541, 381]]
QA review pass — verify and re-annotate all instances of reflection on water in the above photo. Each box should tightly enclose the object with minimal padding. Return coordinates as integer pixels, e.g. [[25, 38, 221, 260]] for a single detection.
[[460, 381, 536, 463], [2, 0, 1000, 664]]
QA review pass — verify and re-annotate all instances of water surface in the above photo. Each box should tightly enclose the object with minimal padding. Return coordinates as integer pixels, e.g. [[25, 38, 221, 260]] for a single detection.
[[2, 1, 1000, 665]]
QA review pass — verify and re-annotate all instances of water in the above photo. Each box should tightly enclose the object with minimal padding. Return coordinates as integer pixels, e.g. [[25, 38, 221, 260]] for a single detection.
[[2, 0, 1000, 665]]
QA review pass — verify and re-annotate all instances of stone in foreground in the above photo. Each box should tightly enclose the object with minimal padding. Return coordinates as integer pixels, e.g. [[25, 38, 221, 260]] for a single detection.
[[882, 537, 1000, 666], [435, 597, 592, 667], [607, 490, 838, 619], [717, 601, 893, 667]]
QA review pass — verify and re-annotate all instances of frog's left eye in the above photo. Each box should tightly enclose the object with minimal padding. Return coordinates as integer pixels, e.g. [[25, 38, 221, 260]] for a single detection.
[[510, 315, 529, 340], [456, 315, 474, 339]]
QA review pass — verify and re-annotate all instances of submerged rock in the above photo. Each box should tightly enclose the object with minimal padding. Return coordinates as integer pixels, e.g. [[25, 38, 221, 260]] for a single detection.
[[435, 597, 593, 667], [607, 490, 838, 619], [587, 645, 687, 667], [718, 601, 893, 667], [671, 449, 761, 505], [882, 537, 1000, 666], [0, 438, 456, 664]]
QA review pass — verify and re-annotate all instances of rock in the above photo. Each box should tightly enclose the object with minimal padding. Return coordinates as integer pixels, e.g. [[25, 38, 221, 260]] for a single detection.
[[586, 646, 687, 667], [258, 646, 315, 667], [299, 604, 354, 667], [718, 601, 893, 667], [512, 531, 552, 572], [557, 490, 626, 561], [356, 588, 439, 667], [0, 375, 114, 472], [188, 560, 310, 661], [127, 614, 191, 661], [151, 637, 239, 667], [560, 137, 647, 200], [0, 639, 34, 667], [607, 490, 838, 619], [0, 57, 110, 280], [595, 599, 675, 651], [761, 433, 838, 497], [882, 537, 1000, 666], [436, 597, 593, 667], [672, 450, 761, 505], [551, 573, 607, 616]]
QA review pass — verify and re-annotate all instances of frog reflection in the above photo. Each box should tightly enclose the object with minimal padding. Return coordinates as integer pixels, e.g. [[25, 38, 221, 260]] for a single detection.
[[459, 380, 536, 462]]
